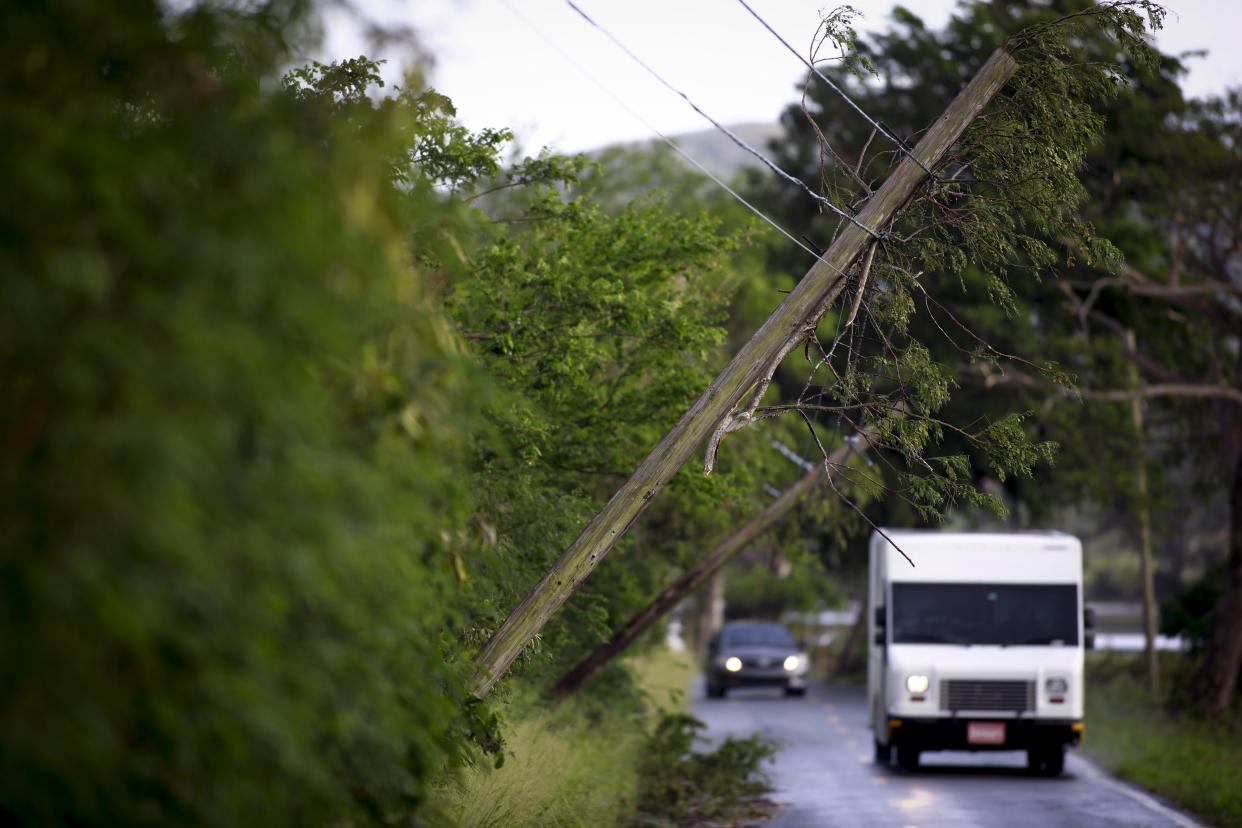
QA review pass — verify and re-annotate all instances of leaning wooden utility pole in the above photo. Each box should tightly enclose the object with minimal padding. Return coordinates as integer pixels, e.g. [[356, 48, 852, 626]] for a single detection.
[[548, 437, 863, 699], [468, 48, 1019, 698]]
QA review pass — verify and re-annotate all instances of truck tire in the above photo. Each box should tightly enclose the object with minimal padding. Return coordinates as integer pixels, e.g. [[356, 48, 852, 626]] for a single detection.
[[873, 739, 891, 765], [1028, 745, 1065, 776], [896, 742, 920, 771]]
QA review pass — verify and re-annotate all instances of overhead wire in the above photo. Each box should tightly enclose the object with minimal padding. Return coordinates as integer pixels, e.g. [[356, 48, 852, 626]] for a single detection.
[[563, 0, 883, 242], [496, 0, 826, 261], [512, 3, 947, 522], [502, 1, 888, 486], [726, 0, 935, 469], [733, 0, 939, 180]]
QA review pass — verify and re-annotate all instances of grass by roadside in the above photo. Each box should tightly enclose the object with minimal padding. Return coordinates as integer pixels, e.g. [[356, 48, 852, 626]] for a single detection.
[[433, 646, 773, 827], [433, 647, 694, 827], [1083, 652, 1242, 828]]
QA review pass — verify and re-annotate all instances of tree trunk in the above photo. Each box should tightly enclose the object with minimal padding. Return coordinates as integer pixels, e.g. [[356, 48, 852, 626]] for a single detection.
[[1126, 329, 1159, 694], [1187, 446, 1242, 713], [468, 49, 1019, 697], [833, 591, 868, 677]]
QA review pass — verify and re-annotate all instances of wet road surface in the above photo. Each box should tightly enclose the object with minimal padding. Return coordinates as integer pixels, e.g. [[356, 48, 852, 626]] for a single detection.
[[691, 679, 1205, 828]]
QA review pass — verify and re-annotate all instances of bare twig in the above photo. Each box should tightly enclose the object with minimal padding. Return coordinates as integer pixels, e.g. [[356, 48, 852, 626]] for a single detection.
[[801, 72, 873, 195]]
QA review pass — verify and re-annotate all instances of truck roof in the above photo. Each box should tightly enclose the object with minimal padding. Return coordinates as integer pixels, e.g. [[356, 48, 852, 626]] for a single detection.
[[872, 529, 1082, 583]]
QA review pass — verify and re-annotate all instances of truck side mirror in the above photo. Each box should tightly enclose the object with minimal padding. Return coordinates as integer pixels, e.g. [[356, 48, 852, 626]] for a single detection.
[[1083, 607, 1095, 650], [873, 605, 886, 646]]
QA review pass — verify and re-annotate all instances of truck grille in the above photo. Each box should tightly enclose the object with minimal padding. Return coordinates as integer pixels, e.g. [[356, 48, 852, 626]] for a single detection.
[[940, 679, 1034, 713]]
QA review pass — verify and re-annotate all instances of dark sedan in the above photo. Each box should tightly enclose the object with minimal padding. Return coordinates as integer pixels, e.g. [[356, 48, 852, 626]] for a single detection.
[[705, 620, 809, 698]]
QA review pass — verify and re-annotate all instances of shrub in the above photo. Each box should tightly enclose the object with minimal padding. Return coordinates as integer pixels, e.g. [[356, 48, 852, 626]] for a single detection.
[[634, 712, 775, 826], [0, 3, 485, 824]]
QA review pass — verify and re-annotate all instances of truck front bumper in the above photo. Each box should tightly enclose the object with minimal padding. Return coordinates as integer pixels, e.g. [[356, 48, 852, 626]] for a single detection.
[[887, 717, 1083, 751]]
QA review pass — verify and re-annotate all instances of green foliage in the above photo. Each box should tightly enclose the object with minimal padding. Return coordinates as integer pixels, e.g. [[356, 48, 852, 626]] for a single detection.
[[280, 41, 767, 755], [1084, 654, 1242, 827], [281, 52, 777, 722], [977, 412, 1059, 482], [726, 564, 841, 620], [1161, 562, 1229, 653], [634, 712, 775, 827], [449, 167, 757, 678], [810, 5, 876, 82], [741, 0, 1169, 533], [882, 1, 1160, 325], [930, 6, 1242, 714], [929, 2, 1164, 291], [458, 195, 732, 442], [0, 5, 499, 825]]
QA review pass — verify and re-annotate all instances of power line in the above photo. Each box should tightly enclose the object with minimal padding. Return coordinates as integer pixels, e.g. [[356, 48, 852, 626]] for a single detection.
[[554, 1, 889, 471], [733, 0, 939, 181], [563, 0, 882, 241], [497, 0, 827, 261], [769, 437, 815, 473]]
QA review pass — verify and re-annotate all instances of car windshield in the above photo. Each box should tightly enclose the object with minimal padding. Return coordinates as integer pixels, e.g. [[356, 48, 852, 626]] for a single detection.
[[719, 624, 795, 648], [891, 583, 1078, 646]]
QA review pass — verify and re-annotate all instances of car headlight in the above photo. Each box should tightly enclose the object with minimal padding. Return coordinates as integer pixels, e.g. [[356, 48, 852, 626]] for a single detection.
[[724, 656, 743, 672], [783, 654, 803, 672], [905, 674, 930, 693], [1046, 677, 1068, 694]]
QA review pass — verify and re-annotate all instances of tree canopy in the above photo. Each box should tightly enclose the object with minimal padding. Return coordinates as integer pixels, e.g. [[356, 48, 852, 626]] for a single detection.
[[747, 0, 1241, 712]]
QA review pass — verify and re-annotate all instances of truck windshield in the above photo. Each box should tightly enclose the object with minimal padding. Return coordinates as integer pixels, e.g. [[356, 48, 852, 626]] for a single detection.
[[891, 583, 1078, 646]]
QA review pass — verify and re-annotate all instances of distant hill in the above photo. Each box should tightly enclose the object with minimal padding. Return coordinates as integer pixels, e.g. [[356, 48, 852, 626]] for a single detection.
[[590, 121, 783, 181]]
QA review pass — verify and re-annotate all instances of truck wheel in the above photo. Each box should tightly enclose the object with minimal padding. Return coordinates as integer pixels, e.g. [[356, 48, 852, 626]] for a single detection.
[[896, 743, 920, 771], [873, 739, 891, 765], [1028, 745, 1065, 776]]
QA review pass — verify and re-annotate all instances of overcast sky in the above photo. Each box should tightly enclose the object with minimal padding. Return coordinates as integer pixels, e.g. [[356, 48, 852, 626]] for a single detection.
[[322, 0, 1242, 155]]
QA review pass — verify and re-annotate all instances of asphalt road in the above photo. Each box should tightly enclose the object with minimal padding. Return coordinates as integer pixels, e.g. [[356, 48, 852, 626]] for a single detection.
[[691, 679, 1206, 828]]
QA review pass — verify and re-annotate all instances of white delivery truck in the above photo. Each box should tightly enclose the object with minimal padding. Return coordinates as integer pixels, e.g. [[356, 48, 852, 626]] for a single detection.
[[867, 530, 1092, 775]]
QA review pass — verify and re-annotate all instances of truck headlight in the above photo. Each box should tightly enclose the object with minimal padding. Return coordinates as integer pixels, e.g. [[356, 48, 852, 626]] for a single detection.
[[725, 656, 743, 672], [1046, 677, 1068, 694], [783, 655, 803, 672], [906, 674, 930, 693]]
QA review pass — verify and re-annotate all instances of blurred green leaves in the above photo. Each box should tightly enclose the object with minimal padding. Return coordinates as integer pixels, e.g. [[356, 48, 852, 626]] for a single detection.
[[1, 3, 489, 825]]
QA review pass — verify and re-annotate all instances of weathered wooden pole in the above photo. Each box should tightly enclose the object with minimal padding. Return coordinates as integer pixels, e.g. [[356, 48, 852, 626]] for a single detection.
[[1126, 329, 1160, 694], [548, 437, 863, 699], [469, 48, 1019, 697]]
